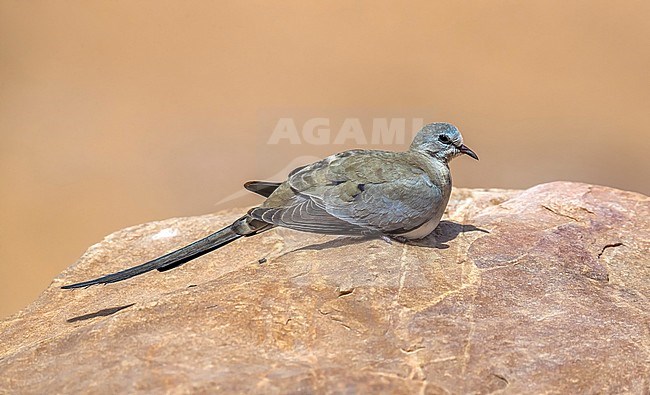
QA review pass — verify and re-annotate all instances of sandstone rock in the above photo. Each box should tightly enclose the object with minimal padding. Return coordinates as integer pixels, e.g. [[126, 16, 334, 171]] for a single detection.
[[0, 182, 648, 393]]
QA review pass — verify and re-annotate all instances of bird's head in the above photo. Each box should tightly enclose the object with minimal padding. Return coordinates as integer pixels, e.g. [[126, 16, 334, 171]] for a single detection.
[[409, 122, 478, 162]]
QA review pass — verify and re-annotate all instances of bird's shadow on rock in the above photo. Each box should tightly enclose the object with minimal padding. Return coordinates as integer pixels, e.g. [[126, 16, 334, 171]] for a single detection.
[[66, 303, 135, 323], [295, 221, 488, 252], [407, 221, 489, 249]]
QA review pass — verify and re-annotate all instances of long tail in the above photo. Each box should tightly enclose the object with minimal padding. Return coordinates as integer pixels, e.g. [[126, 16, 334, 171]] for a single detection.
[[61, 215, 271, 289]]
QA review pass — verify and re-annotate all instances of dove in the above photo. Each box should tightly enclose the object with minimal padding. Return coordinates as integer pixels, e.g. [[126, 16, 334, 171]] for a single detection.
[[62, 122, 478, 289]]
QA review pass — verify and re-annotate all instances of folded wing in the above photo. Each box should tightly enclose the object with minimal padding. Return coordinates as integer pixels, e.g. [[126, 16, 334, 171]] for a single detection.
[[249, 151, 442, 235]]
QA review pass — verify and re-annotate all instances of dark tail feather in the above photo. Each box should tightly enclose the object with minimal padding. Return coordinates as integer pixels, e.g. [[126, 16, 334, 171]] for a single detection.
[[244, 181, 281, 197], [61, 216, 263, 289]]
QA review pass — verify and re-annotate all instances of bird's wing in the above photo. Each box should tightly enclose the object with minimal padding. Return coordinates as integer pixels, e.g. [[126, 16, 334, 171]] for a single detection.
[[250, 191, 372, 235], [249, 151, 442, 235]]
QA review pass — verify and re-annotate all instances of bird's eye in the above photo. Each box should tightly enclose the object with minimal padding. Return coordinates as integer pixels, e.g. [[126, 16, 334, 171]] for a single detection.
[[438, 135, 451, 144]]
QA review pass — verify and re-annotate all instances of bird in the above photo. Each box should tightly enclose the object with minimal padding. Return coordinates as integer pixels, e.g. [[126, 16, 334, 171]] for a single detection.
[[62, 122, 478, 289]]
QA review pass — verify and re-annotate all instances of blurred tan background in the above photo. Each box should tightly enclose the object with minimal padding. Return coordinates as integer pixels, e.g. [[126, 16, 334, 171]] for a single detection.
[[1, 1, 649, 318]]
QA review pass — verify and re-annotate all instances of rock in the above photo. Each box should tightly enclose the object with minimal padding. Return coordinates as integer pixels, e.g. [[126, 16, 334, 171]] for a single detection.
[[0, 182, 648, 393]]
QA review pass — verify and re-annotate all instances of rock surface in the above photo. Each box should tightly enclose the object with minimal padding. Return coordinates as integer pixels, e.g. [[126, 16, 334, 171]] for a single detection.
[[1, 182, 648, 394]]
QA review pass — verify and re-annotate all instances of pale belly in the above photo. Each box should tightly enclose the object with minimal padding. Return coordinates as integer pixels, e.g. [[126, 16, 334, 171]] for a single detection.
[[397, 214, 443, 240]]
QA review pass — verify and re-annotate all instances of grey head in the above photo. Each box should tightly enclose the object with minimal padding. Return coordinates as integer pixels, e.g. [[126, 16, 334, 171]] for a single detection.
[[409, 122, 479, 162]]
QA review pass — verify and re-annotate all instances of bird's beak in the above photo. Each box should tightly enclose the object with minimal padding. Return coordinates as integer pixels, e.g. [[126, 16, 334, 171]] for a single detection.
[[458, 144, 479, 160]]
